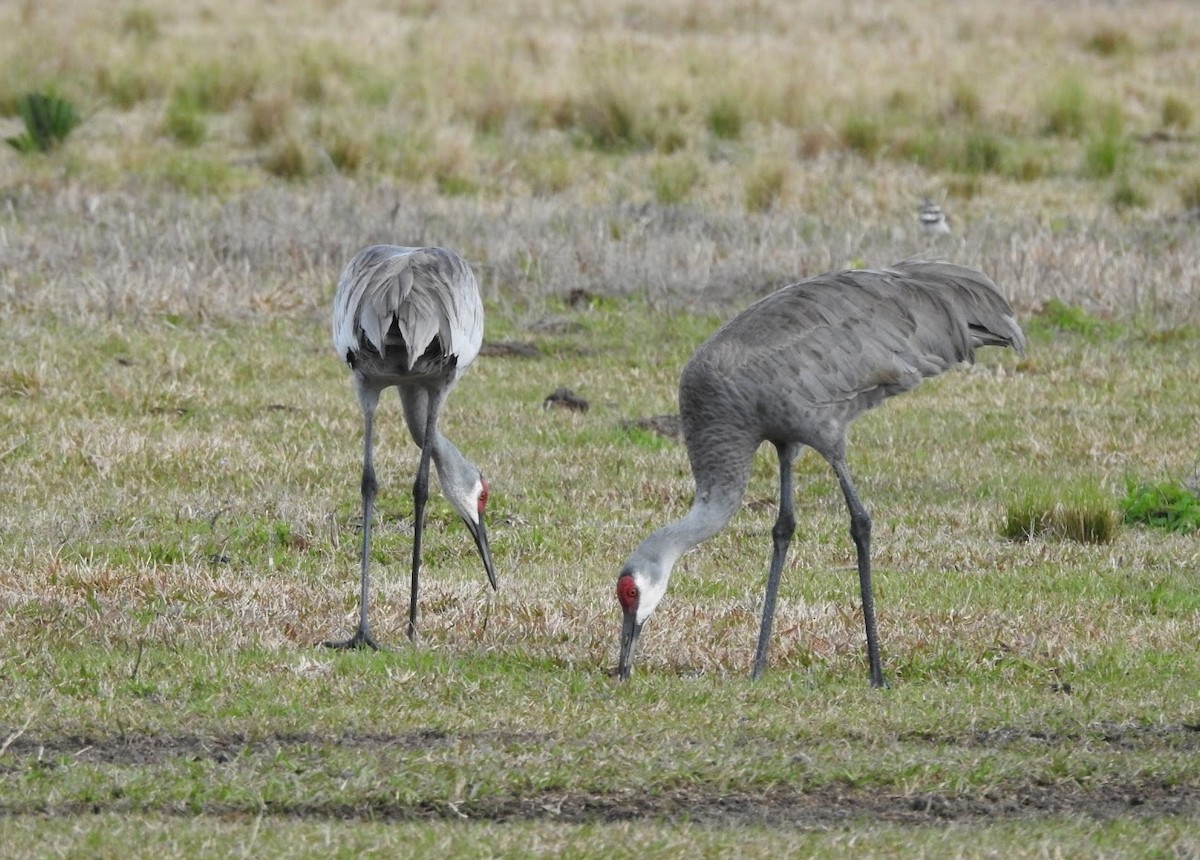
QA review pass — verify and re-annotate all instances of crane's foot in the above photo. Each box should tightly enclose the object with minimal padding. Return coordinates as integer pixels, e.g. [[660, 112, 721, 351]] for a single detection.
[[321, 628, 382, 651]]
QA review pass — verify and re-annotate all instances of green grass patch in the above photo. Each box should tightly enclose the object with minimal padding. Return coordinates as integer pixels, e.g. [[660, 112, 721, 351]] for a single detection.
[[177, 58, 261, 113], [1083, 26, 1135, 57], [840, 113, 883, 158], [1109, 175, 1148, 210], [1039, 75, 1091, 138], [162, 89, 206, 146], [120, 5, 162, 43], [649, 155, 702, 205], [5, 91, 81, 153], [156, 152, 238, 194], [1121, 479, 1200, 534], [561, 88, 648, 153], [95, 63, 163, 110], [706, 95, 745, 141], [264, 135, 318, 180], [1161, 94, 1193, 132], [1082, 108, 1128, 179], [742, 159, 789, 212], [1, 290, 1198, 856], [1028, 299, 1125, 340], [1002, 482, 1120, 544]]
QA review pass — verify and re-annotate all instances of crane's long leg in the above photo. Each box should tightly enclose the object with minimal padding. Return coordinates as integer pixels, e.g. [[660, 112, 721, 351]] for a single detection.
[[407, 387, 440, 642], [752, 444, 799, 680], [831, 459, 885, 688], [325, 386, 382, 651]]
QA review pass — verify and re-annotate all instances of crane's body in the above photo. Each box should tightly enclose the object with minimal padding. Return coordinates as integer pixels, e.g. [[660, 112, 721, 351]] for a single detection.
[[328, 245, 496, 650], [616, 260, 1025, 684]]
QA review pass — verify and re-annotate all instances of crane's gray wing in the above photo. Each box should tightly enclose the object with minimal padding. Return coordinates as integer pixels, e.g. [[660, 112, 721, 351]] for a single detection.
[[332, 246, 484, 372], [887, 259, 1025, 355], [694, 261, 1023, 407]]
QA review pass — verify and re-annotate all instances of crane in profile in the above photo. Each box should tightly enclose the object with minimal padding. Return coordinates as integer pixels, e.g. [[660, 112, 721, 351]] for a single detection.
[[327, 245, 497, 650], [615, 260, 1025, 686]]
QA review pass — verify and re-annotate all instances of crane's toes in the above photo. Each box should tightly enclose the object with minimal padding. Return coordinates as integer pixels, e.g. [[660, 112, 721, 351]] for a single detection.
[[321, 630, 382, 651]]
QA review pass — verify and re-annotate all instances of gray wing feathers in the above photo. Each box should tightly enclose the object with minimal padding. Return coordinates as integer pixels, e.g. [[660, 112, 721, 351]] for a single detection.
[[333, 245, 483, 371], [886, 260, 1026, 357], [693, 260, 1023, 408]]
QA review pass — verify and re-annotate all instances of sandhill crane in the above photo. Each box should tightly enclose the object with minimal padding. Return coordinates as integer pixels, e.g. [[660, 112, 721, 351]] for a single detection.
[[616, 260, 1025, 686], [327, 245, 497, 650]]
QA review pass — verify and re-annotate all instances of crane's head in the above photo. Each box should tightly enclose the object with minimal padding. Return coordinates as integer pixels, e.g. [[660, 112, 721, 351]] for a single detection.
[[441, 468, 498, 592], [615, 562, 669, 680]]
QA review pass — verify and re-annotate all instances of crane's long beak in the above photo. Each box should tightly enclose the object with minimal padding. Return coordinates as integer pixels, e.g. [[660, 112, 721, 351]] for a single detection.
[[618, 610, 643, 681], [464, 516, 498, 591]]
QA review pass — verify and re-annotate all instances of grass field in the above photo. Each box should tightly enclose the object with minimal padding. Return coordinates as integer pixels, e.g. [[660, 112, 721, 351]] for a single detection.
[[3, 0, 1200, 856]]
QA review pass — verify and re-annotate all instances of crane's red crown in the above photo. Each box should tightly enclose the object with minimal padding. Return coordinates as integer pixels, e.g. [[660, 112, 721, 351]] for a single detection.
[[477, 478, 489, 516], [616, 573, 639, 612]]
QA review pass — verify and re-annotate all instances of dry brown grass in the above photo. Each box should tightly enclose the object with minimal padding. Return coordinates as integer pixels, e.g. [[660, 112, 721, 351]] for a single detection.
[[3, 0, 1200, 216], [3, 179, 1199, 331]]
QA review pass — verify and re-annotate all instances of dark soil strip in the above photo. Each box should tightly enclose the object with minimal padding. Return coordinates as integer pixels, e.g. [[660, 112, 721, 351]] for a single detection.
[[1, 783, 1195, 827], [0, 728, 537, 768], [4, 722, 1197, 769], [1, 728, 1196, 826]]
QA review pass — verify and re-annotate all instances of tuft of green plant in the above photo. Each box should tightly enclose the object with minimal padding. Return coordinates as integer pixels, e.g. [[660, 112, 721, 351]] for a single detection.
[[707, 96, 744, 141], [1009, 152, 1049, 182], [246, 92, 295, 145], [562, 89, 646, 152], [1082, 108, 1127, 179], [1030, 299, 1125, 340], [96, 65, 162, 110], [316, 124, 368, 175], [178, 59, 260, 113], [1109, 175, 1147, 210], [159, 153, 237, 195], [1083, 132, 1125, 179], [963, 132, 1004, 174], [1083, 26, 1134, 57], [0, 368, 42, 398], [650, 156, 702, 205], [1178, 174, 1200, 211], [436, 171, 480, 197], [5, 91, 81, 153], [1039, 76, 1090, 137], [1160, 94, 1193, 132], [264, 136, 317, 180], [743, 159, 789, 213], [840, 114, 883, 157], [163, 90, 206, 146], [948, 80, 982, 120], [1003, 486, 1119, 544], [653, 122, 688, 155], [1121, 479, 1200, 534], [120, 5, 160, 43], [516, 147, 575, 195]]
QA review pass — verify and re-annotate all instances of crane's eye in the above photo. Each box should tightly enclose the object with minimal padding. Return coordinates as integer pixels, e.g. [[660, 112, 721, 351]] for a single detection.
[[477, 479, 489, 515], [616, 574, 639, 612]]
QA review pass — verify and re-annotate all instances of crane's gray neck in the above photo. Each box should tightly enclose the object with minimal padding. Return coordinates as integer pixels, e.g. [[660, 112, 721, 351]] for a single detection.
[[429, 433, 472, 483], [626, 487, 742, 588]]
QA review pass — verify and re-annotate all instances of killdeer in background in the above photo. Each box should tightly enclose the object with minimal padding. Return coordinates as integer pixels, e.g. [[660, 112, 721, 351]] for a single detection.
[[919, 198, 951, 235]]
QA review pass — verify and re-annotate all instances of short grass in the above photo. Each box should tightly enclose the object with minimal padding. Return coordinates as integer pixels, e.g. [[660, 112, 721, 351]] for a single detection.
[[3, 260, 1200, 855], [3, 0, 1200, 856]]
